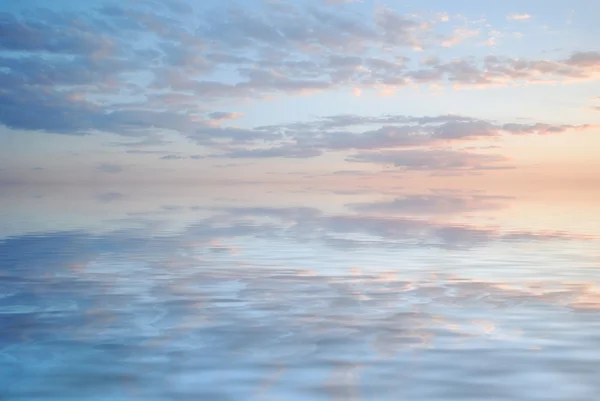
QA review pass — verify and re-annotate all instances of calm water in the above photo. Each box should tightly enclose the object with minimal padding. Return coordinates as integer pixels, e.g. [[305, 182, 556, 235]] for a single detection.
[[1, 186, 599, 401]]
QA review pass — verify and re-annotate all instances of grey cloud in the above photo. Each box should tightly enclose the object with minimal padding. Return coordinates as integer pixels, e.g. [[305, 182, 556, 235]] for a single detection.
[[307, 119, 499, 151], [196, 2, 421, 54], [213, 145, 322, 159], [374, 7, 422, 48], [97, 3, 199, 45], [96, 192, 125, 202], [96, 163, 125, 173], [207, 112, 243, 121], [189, 124, 278, 145], [256, 114, 474, 132], [0, 55, 134, 87], [236, 68, 332, 92], [205, 52, 253, 64], [317, 126, 429, 150], [347, 149, 510, 171], [160, 154, 186, 160], [405, 52, 600, 85], [331, 170, 372, 176], [0, 82, 103, 135], [501, 122, 594, 134], [156, 78, 255, 99], [126, 150, 177, 155], [0, 4, 205, 138], [565, 51, 600, 67], [0, 11, 111, 54], [217, 114, 590, 161], [159, 42, 213, 72], [434, 120, 497, 139], [113, 135, 173, 149], [157, 154, 204, 160]]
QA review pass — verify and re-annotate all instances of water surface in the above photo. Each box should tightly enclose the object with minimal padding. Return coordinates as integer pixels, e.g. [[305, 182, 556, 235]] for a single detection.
[[1, 186, 599, 400]]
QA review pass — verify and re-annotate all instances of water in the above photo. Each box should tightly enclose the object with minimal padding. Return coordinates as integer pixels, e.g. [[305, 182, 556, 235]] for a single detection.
[[1, 186, 599, 400]]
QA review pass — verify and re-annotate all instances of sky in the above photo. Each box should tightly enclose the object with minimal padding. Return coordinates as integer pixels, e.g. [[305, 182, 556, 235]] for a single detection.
[[2, 3, 600, 396], [1, 0, 600, 189]]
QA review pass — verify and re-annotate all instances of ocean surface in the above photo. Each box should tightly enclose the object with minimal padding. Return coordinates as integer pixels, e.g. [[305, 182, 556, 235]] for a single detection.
[[1, 186, 599, 401]]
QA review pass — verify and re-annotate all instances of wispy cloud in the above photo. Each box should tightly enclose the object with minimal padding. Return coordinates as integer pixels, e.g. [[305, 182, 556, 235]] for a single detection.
[[346, 149, 512, 171], [160, 155, 187, 160], [95, 163, 125, 174], [506, 13, 532, 21], [208, 112, 244, 121], [441, 28, 480, 47]]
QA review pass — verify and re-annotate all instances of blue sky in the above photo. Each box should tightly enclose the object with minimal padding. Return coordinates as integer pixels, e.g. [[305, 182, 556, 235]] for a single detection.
[[1, 0, 599, 187]]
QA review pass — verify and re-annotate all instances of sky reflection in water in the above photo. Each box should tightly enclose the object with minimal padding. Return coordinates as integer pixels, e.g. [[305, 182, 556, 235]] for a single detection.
[[1, 186, 599, 401]]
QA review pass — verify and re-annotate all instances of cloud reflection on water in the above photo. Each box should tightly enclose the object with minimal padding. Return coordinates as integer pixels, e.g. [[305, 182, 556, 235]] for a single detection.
[[0, 187, 599, 400]]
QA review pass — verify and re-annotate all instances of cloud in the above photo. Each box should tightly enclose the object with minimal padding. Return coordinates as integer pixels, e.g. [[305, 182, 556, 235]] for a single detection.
[[0, 11, 113, 55], [203, 113, 593, 162], [96, 192, 125, 202], [408, 54, 600, 86], [332, 170, 372, 176], [95, 163, 125, 173], [113, 135, 173, 149], [506, 13, 531, 21], [441, 28, 480, 47], [501, 122, 594, 134], [346, 149, 511, 171], [0, 0, 598, 147], [197, 3, 429, 54], [157, 154, 204, 160], [565, 51, 600, 67], [160, 154, 186, 160], [213, 145, 322, 159], [126, 150, 178, 155], [208, 112, 244, 121], [188, 124, 279, 145]]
